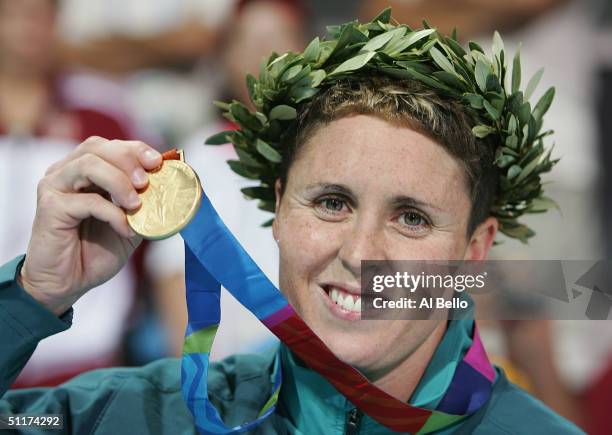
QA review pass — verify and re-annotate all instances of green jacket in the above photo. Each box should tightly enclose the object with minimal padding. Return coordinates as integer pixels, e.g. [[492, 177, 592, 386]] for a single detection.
[[1, 255, 584, 434]]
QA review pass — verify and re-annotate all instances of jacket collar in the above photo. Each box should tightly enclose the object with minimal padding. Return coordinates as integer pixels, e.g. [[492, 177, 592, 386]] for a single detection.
[[275, 314, 475, 434]]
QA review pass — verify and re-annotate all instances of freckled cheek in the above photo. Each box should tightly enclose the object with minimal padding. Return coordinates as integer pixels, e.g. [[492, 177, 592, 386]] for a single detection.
[[392, 235, 464, 261], [279, 214, 341, 299]]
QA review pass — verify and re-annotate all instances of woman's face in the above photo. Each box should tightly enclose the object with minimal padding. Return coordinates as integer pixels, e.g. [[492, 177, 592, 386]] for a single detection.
[[272, 114, 496, 376]]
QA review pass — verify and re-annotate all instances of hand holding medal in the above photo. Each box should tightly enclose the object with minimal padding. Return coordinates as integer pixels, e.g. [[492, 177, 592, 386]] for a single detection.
[[19, 137, 163, 316]]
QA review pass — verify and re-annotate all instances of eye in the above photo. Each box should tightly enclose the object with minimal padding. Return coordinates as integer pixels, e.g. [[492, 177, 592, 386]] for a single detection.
[[401, 211, 427, 227], [398, 210, 430, 232], [314, 196, 348, 215]]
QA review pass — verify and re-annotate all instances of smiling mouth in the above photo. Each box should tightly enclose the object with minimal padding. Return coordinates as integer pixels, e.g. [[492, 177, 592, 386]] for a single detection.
[[322, 285, 362, 313]]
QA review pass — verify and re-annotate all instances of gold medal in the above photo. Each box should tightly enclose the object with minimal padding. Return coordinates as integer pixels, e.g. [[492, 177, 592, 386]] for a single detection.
[[127, 149, 202, 240]]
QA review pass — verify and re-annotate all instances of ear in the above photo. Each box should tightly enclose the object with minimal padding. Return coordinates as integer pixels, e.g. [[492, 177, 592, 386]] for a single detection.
[[464, 217, 498, 260], [272, 179, 283, 241]]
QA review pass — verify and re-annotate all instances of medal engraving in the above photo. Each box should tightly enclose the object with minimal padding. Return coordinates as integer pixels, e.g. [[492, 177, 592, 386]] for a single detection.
[[127, 158, 201, 240]]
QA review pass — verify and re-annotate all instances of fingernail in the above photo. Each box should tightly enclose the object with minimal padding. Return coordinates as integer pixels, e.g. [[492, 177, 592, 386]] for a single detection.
[[128, 191, 141, 208], [132, 167, 148, 185], [143, 149, 161, 164]]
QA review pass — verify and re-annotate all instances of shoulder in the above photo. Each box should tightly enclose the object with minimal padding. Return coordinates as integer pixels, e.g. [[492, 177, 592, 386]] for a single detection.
[[61, 357, 183, 394], [470, 368, 585, 435]]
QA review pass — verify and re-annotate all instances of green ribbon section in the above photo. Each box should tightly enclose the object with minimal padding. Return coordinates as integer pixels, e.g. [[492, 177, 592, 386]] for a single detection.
[[258, 384, 282, 417], [417, 411, 466, 434], [183, 325, 219, 354]]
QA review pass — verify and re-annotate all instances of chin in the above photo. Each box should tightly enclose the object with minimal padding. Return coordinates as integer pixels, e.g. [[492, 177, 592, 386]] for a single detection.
[[318, 327, 384, 370]]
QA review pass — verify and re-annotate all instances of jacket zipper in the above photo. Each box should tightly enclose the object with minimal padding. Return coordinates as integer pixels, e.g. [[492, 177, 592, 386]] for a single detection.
[[344, 408, 362, 435]]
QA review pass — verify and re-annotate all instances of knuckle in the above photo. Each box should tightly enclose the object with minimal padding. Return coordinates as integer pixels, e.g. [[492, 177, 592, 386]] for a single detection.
[[85, 193, 103, 210], [36, 178, 50, 199], [78, 152, 100, 169], [44, 161, 61, 176], [83, 135, 105, 146], [110, 139, 135, 160], [128, 140, 149, 156], [36, 188, 56, 211]]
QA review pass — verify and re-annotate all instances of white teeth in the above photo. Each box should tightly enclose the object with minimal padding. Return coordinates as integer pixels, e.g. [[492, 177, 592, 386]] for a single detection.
[[330, 288, 339, 303], [342, 294, 355, 311], [328, 286, 361, 313]]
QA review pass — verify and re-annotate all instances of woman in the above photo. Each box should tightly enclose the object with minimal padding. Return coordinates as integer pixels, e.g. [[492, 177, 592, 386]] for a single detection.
[[0, 10, 583, 435]]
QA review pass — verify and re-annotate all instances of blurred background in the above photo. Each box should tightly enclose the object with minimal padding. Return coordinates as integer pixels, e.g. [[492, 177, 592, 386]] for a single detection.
[[1, 0, 610, 433]]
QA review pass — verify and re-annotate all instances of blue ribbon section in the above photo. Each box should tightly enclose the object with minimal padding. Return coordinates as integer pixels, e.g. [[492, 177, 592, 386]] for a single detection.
[[180, 192, 285, 434]]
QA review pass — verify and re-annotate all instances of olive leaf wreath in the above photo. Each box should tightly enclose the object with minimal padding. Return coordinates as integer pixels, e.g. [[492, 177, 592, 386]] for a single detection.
[[206, 7, 559, 243]]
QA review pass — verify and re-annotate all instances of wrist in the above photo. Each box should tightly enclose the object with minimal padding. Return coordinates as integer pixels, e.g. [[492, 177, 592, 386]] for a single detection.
[[17, 264, 72, 317]]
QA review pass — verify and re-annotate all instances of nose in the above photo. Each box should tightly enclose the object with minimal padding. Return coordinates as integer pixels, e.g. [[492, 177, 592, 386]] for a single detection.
[[338, 216, 387, 277]]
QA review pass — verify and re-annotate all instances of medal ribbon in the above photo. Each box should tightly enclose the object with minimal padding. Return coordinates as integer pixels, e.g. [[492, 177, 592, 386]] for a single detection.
[[179, 189, 495, 434]]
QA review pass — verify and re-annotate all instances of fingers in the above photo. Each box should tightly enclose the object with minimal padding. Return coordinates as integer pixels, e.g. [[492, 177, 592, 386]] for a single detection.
[[45, 136, 162, 190], [59, 192, 137, 239], [46, 153, 142, 210]]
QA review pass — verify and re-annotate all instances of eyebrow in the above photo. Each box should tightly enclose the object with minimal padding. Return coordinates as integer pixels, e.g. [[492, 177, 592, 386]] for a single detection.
[[303, 182, 442, 212]]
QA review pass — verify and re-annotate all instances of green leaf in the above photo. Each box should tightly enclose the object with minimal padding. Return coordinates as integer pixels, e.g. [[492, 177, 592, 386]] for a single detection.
[[469, 41, 485, 53], [362, 27, 403, 52], [386, 65, 453, 93], [330, 51, 376, 75], [505, 134, 518, 149], [256, 139, 282, 163], [430, 46, 457, 75], [507, 114, 518, 134], [484, 99, 501, 120], [472, 124, 495, 138], [500, 223, 533, 243], [246, 74, 257, 102], [281, 64, 303, 82], [241, 186, 275, 200], [290, 86, 319, 102], [310, 69, 326, 87], [205, 130, 234, 145], [372, 7, 392, 24], [492, 31, 504, 59], [512, 45, 521, 93], [507, 164, 522, 180], [227, 160, 259, 179], [235, 148, 263, 168], [213, 100, 230, 111], [254, 112, 267, 126], [463, 93, 485, 109], [432, 71, 467, 91], [303, 37, 320, 63], [515, 154, 541, 183], [524, 67, 544, 101], [444, 36, 467, 58], [230, 102, 262, 131], [529, 196, 560, 212], [495, 154, 516, 168], [326, 24, 342, 39], [316, 40, 335, 66], [518, 102, 531, 126], [257, 200, 276, 213], [475, 60, 490, 92], [395, 28, 436, 51], [486, 74, 502, 93], [329, 23, 367, 60], [532, 87, 555, 122], [269, 105, 297, 120]]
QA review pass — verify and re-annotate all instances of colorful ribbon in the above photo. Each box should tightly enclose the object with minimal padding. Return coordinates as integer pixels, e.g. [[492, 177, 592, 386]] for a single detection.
[[180, 191, 495, 434]]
